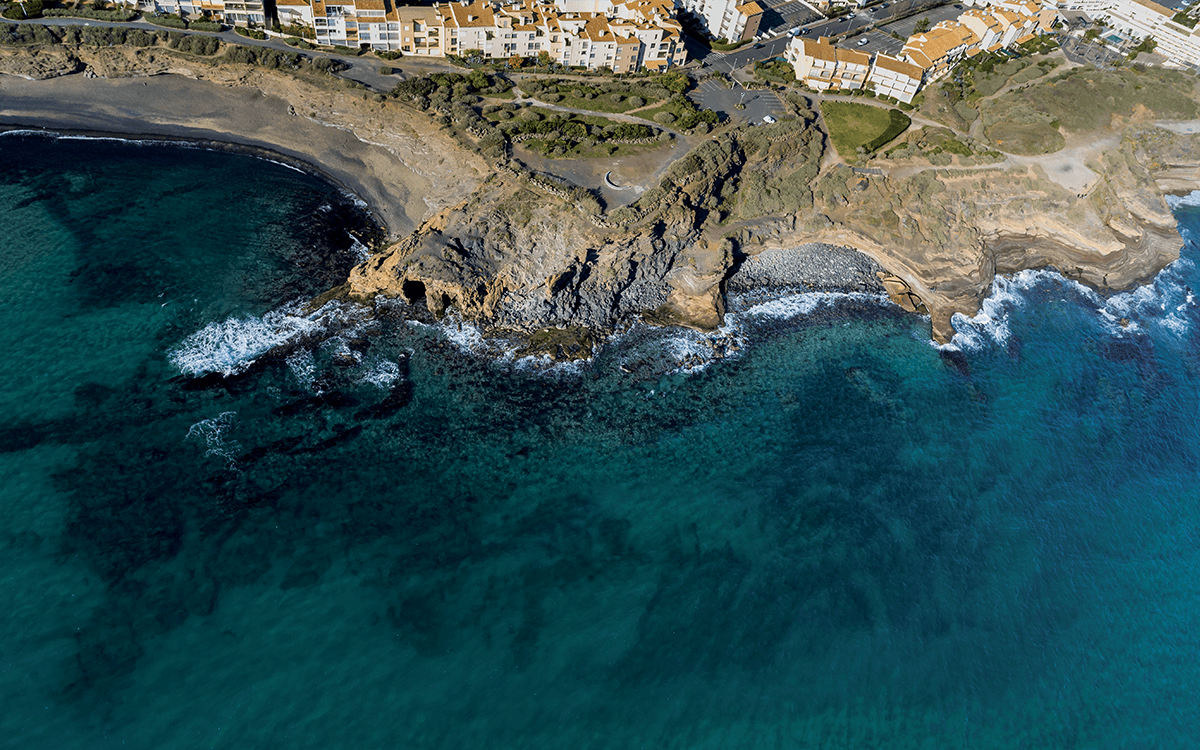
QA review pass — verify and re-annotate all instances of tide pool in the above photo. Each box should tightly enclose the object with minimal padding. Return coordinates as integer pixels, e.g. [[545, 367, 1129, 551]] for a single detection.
[[2, 133, 1199, 749]]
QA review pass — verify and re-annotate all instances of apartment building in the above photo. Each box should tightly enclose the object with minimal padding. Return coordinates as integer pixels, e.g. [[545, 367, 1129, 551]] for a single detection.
[[901, 21, 985, 78], [786, 35, 870, 91], [270, 0, 683, 70], [867, 53, 924, 103], [1068, 0, 1200, 67], [679, 0, 764, 43], [788, 0, 1050, 102], [135, 0, 265, 23]]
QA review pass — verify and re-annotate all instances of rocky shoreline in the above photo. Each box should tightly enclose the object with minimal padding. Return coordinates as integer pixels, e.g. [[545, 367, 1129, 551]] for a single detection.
[[3, 42, 1198, 355]]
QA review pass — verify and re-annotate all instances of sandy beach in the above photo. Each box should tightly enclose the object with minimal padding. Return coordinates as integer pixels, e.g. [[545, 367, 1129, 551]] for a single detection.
[[0, 71, 486, 236]]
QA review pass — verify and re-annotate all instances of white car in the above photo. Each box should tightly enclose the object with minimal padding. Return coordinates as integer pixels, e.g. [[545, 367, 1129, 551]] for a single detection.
[[762, 115, 777, 124], [857, 37, 870, 46]]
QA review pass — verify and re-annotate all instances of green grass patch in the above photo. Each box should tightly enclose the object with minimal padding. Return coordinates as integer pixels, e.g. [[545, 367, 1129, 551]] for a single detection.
[[820, 101, 910, 155]]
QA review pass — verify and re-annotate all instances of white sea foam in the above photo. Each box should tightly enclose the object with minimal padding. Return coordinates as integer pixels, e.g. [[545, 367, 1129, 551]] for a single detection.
[[170, 301, 365, 377], [1165, 190, 1200, 209], [943, 270, 1073, 352], [347, 233, 371, 263], [287, 349, 318, 391], [355, 357, 403, 391], [186, 411, 241, 467]]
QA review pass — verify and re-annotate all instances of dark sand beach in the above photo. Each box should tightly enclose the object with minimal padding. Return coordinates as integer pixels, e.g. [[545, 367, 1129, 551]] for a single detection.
[[0, 72, 477, 235]]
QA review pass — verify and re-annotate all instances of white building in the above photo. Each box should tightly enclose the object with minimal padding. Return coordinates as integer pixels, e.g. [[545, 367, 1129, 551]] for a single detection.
[[679, 0, 764, 43], [867, 53, 925, 103]]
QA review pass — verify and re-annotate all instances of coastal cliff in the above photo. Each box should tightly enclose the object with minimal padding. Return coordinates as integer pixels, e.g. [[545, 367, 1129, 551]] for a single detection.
[[3, 35, 1199, 349]]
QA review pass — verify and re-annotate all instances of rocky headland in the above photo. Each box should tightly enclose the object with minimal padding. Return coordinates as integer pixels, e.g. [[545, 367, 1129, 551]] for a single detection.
[[4, 31, 1200, 351]]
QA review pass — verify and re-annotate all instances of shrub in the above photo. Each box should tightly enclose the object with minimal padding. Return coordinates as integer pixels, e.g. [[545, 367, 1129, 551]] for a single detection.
[[189, 21, 223, 32], [654, 111, 676, 124], [379, 65, 395, 75], [377, 49, 403, 60], [43, 7, 138, 21], [147, 13, 187, 29], [627, 96, 644, 108], [235, 26, 268, 40], [610, 92, 623, 102]]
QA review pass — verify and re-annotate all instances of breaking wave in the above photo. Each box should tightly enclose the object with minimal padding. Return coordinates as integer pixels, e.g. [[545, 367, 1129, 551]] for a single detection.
[[169, 301, 369, 377]]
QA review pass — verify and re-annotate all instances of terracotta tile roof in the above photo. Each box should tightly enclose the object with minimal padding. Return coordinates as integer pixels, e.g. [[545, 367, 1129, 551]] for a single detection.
[[872, 52, 923, 79], [836, 47, 870, 66], [803, 36, 838, 63]]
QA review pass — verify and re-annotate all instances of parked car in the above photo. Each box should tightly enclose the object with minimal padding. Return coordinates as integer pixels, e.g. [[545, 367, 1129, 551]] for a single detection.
[[789, 26, 801, 35], [762, 115, 776, 124], [857, 37, 870, 45]]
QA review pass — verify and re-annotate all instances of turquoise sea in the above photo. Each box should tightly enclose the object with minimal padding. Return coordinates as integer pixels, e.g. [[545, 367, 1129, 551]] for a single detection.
[[2, 132, 1200, 748]]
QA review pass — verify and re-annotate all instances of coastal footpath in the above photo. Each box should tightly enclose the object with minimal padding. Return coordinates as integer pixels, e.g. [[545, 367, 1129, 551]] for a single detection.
[[3, 31, 1200, 347]]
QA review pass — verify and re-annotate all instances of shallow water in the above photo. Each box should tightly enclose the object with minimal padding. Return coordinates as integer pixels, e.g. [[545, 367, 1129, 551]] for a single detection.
[[2, 133, 1200, 748]]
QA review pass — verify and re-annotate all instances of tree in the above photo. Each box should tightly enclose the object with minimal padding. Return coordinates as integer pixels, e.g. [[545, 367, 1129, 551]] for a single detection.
[[508, 54, 525, 69], [913, 18, 930, 34], [537, 50, 551, 69]]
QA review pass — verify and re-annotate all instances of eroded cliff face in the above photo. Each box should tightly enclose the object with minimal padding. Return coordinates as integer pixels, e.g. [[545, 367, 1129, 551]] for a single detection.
[[348, 124, 1190, 346], [347, 174, 730, 336], [772, 132, 1185, 340]]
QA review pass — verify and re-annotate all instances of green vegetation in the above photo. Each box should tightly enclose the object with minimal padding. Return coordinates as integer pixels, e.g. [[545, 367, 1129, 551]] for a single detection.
[[43, 6, 138, 21], [234, 26, 268, 40], [518, 75, 677, 113], [484, 105, 665, 158], [820, 101, 910, 156], [1, 0, 42, 18], [710, 38, 749, 51], [375, 48, 402, 60], [1129, 35, 1158, 59], [166, 31, 221, 55], [636, 93, 720, 131], [145, 12, 187, 29], [734, 118, 823, 219], [754, 58, 796, 85], [1172, 12, 1196, 28], [913, 17, 930, 33], [980, 66, 1198, 154], [884, 127, 1004, 166], [285, 36, 315, 50], [188, 20, 222, 32]]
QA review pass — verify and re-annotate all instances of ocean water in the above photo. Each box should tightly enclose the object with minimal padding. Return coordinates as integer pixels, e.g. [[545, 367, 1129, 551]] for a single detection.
[[2, 133, 1200, 749]]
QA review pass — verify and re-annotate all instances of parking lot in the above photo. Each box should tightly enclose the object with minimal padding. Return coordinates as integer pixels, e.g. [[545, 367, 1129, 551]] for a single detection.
[[756, 0, 823, 35], [847, 29, 905, 57], [881, 2, 964, 39], [690, 79, 788, 124]]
